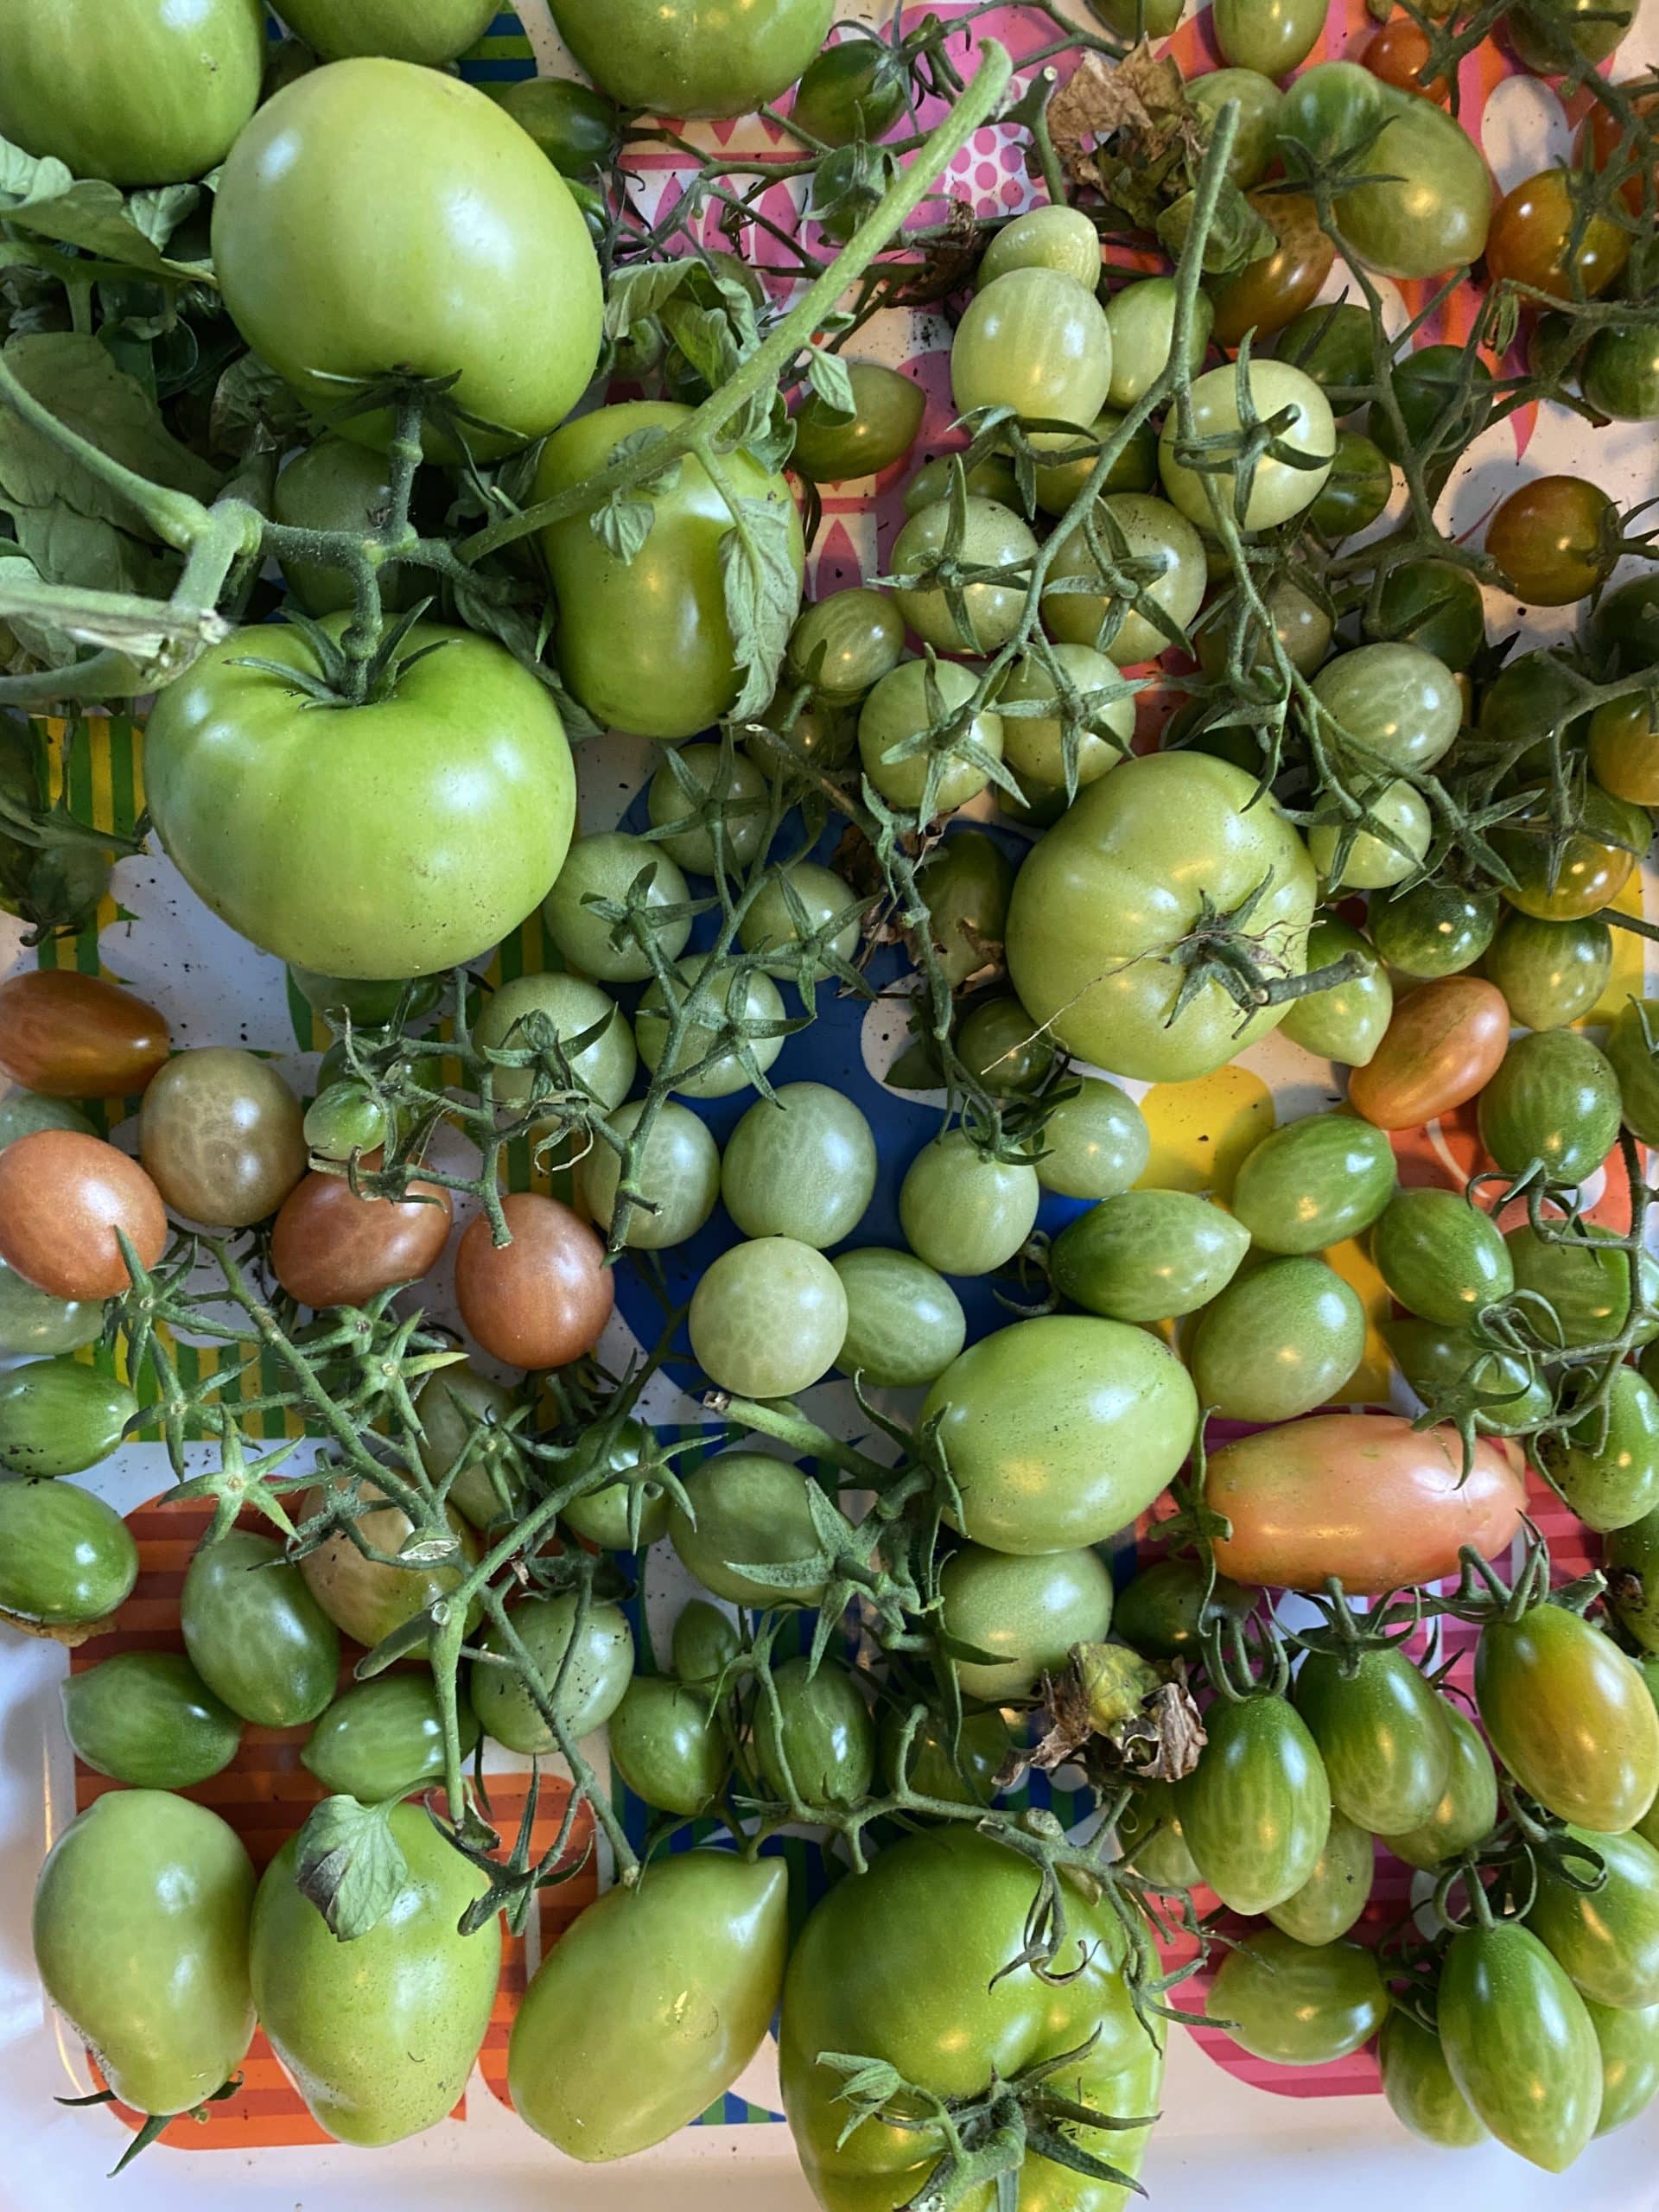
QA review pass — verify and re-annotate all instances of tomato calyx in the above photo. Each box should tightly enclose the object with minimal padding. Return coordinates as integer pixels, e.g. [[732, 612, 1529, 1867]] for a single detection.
[[1164, 342, 1332, 532], [1286, 1574, 1432, 1669], [1163, 867, 1361, 1034], [56, 2069, 247, 2178], [232, 599, 451, 712]]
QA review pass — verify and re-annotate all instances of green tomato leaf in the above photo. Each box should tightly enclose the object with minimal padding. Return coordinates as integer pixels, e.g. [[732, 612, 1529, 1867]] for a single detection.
[[718, 493, 799, 720], [293, 1794, 410, 1942], [1156, 181, 1273, 276], [124, 183, 200, 252], [209, 349, 310, 460], [591, 489, 656, 564], [0, 333, 222, 532], [804, 344, 857, 421], [0, 136, 211, 283]]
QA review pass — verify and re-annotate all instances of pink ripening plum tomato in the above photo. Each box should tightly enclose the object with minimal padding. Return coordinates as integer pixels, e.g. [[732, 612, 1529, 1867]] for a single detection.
[[270, 1166, 452, 1309], [0, 1129, 166, 1300], [454, 1192, 614, 1370], [1487, 167, 1630, 299], [0, 969, 168, 1098], [537, 401, 804, 741], [549, 0, 835, 119], [212, 59, 602, 456], [1206, 1414, 1528, 1593], [143, 619, 575, 980], [1346, 976, 1510, 1130]]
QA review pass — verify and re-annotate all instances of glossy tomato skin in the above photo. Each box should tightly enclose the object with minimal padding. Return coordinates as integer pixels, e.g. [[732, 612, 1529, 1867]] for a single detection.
[[1042, 493, 1206, 665], [1608, 998, 1659, 1144], [1230, 1113, 1397, 1254], [1208, 1928, 1389, 2065], [60, 1650, 242, 1789], [276, 0, 496, 64], [938, 1541, 1116, 1702], [34, 1790, 255, 2117], [1265, 1811, 1376, 1945], [1487, 475, 1617, 604], [538, 400, 803, 740], [474, 1591, 635, 1753], [1584, 324, 1659, 421], [1507, 1219, 1659, 1349], [181, 1529, 340, 1726], [881, 1704, 1012, 1810], [1208, 1416, 1527, 1594], [1285, 69, 1491, 279], [1539, 1366, 1659, 1533], [669, 1452, 826, 1608], [1278, 915, 1392, 1065], [1007, 753, 1319, 1082], [1591, 1998, 1659, 2133], [1190, 1257, 1365, 1423], [513, 1851, 789, 2159], [1478, 1605, 1659, 1833], [1484, 911, 1611, 1030], [1294, 1648, 1451, 1834], [1494, 783, 1648, 923], [550, 0, 833, 117], [1589, 694, 1659, 804], [1384, 1318, 1551, 1438], [793, 362, 925, 483], [1370, 880, 1499, 977], [1034, 1077, 1150, 1201], [0, 1478, 137, 1624], [1159, 360, 1335, 531], [1377, 1700, 1500, 1869], [1608, 1510, 1659, 1651], [0, 970, 168, 1098], [1051, 1190, 1249, 1323], [1112, 1556, 1255, 1662], [213, 60, 601, 454], [922, 1314, 1198, 1554], [951, 266, 1116, 430], [1370, 557, 1488, 669], [299, 1481, 479, 1652], [301, 1673, 480, 1802], [1347, 976, 1510, 1130], [1207, 194, 1334, 346], [1378, 2012, 1490, 2146], [1371, 1187, 1514, 1325], [1177, 1695, 1332, 1915], [1529, 1826, 1659, 2009], [1214, 0, 1325, 78], [272, 437, 438, 616], [1438, 1923, 1601, 2171], [608, 1675, 728, 1815], [1364, 17, 1453, 100], [753, 1656, 875, 1809], [147, 619, 575, 978], [454, 1192, 613, 1370], [897, 1130, 1039, 1278], [139, 1047, 307, 1227], [0, 1129, 166, 1300], [0, 1355, 136, 1477], [252, 1806, 499, 2146], [272, 1167, 452, 1309]]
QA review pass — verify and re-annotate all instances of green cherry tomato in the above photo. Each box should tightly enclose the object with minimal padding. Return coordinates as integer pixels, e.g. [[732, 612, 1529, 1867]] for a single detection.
[[415, 1363, 525, 1533], [1371, 880, 1500, 978], [1160, 360, 1335, 531], [576, 1097, 721, 1251], [1486, 911, 1614, 1031], [1609, 1511, 1659, 1653], [1589, 693, 1659, 807], [271, 436, 439, 617], [1279, 301, 1376, 397], [60, 1650, 242, 1789], [891, 497, 1040, 656], [1232, 1112, 1398, 1255], [1438, 1923, 1600, 2173], [1190, 1256, 1366, 1422], [786, 590, 906, 704], [561, 1421, 674, 1554], [1478, 1603, 1659, 1833], [1312, 642, 1462, 772], [1505, 1219, 1659, 1348], [881, 1704, 1013, 1809], [1188, 66, 1286, 186], [1508, 0, 1636, 70], [181, 1529, 340, 1726], [1327, 88, 1492, 281], [1584, 322, 1659, 422], [753, 1656, 875, 1809], [903, 451, 1023, 516], [1215, 0, 1326, 77], [1103, 276, 1211, 409], [276, 0, 496, 63], [1592, 574, 1659, 675], [1379, 2012, 1490, 2147], [1197, 578, 1335, 683], [608, 1675, 728, 1815], [544, 832, 692, 984], [1383, 1318, 1552, 1437], [671, 1599, 741, 1693], [977, 204, 1102, 291], [1529, 1825, 1659, 2009], [938, 1541, 1115, 1702], [303, 1081, 390, 1162], [899, 1128, 1039, 1278], [1368, 557, 1488, 671], [1591, 1998, 1659, 2134], [1476, 1028, 1622, 1186], [645, 742, 768, 876], [0, 1478, 137, 1626], [689, 1236, 849, 1397], [669, 1452, 827, 1609], [1175, 1694, 1333, 1915], [0, 1090, 92, 1150], [1034, 1076, 1150, 1200], [950, 268, 1116, 430], [1376, 1699, 1501, 1870], [1208, 1927, 1389, 2066], [491, 76, 621, 176], [1112, 1556, 1255, 1661], [831, 1248, 966, 1388], [547, 0, 835, 118], [33, 1791, 255, 2118], [1279, 915, 1393, 1066], [791, 363, 924, 484], [1051, 1189, 1249, 1323], [1117, 1779, 1202, 1888], [0, 1356, 134, 1478], [913, 828, 1016, 991], [1043, 492, 1207, 664], [473, 1593, 634, 1755], [1308, 777, 1433, 891], [739, 861, 864, 983], [791, 33, 908, 147], [1371, 1188, 1513, 1325], [857, 658, 1005, 817], [1307, 429, 1395, 538], [635, 953, 787, 1100], [301, 1673, 480, 1802], [1294, 1648, 1452, 1834], [1030, 409, 1160, 512], [1369, 343, 1495, 467], [1540, 1366, 1659, 1533], [956, 996, 1055, 1096], [297, 1482, 480, 1652], [474, 971, 635, 1119], [1607, 997, 1659, 1144], [993, 643, 1135, 809], [1491, 782, 1648, 924], [721, 1083, 876, 1248], [1266, 1811, 1376, 1945]]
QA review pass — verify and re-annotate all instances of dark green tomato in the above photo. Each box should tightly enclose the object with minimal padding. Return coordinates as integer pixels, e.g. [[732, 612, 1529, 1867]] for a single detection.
[[1112, 1556, 1254, 1662], [1529, 1825, 1659, 2009], [303, 1080, 389, 1161], [791, 362, 925, 483], [785, 588, 905, 704], [1187, 65, 1286, 188], [914, 829, 1015, 991], [0, 1356, 135, 1478], [1591, 1998, 1659, 2134], [512, 1851, 788, 2160], [1508, 0, 1636, 68], [491, 77, 620, 176], [1506, 1220, 1659, 1349], [1371, 1188, 1513, 1325], [1370, 880, 1499, 978], [1190, 1256, 1366, 1423], [414, 1363, 526, 1533], [1477, 646, 1587, 753], [1438, 1923, 1600, 2172], [956, 995, 1055, 1096], [289, 965, 442, 1029], [1476, 1028, 1621, 1187], [1278, 302, 1375, 400], [0, 1254, 102, 1357], [1379, 2012, 1490, 2147], [1214, 0, 1326, 77], [60, 1650, 241, 1789], [1175, 1694, 1333, 1915], [1035, 1077, 1150, 1200], [1380, 1699, 1500, 1869], [1491, 782, 1648, 925], [1478, 1603, 1659, 1833], [1232, 1112, 1398, 1255], [0, 1478, 137, 1624], [1116, 1778, 1201, 1889], [903, 450, 1021, 516], [271, 437, 435, 617], [1383, 1318, 1551, 1436], [608, 1675, 728, 1815], [1294, 1647, 1452, 1834], [670, 1452, 827, 1609], [1307, 429, 1394, 539], [1606, 997, 1659, 1145], [880, 1705, 1012, 1809], [473, 1593, 634, 1754], [1583, 323, 1659, 423], [1368, 558, 1488, 671], [1050, 1190, 1249, 1324], [180, 1529, 340, 1727], [1608, 1510, 1659, 1653], [1592, 574, 1659, 677], [1538, 1366, 1659, 1533], [1208, 1928, 1389, 2066], [1370, 344, 1495, 466], [1484, 912, 1611, 1031], [1266, 1810, 1376, 1945], [791, 33, 907, 145], [938, 1541, 1115, 1703], [1278, 915, 1392, 1065], [560, 1416, 671, 1552], [753, 1656, 875, 1809], [671, 1598, 741, 1694], [548, 0, 834, 118], [301, 1673, 480, 1802]]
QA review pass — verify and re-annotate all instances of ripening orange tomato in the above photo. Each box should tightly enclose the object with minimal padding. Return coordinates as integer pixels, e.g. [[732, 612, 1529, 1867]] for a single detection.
[[1486, 167, 1630, 300], [0, 1128, 167, 1298], [1363, 19, 1452, 103], [0, 970, 168, 1097], [271, 1165, 452, 1307], [454, 1192, 613, 1371]]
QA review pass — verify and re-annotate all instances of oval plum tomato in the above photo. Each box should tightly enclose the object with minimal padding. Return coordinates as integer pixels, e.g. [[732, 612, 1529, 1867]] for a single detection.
[[1592, 1998, 1659, 2134], [608, 1675, 728, 1815], [275, 0, 496, 65], [786, 589, 906, 704], [1372, 1188, 1513, 1325], [1230, 1111, 1397, 1255], [1488, 167, 1630, 299], [1207, 1928, 1389, 2065], [213, 59, 601, 455], [1509, 0, 1637, 72], [832, 1249, 965, 1389], [1379, 2013, 1489, 2147], [549, 0, 834, 118], [0, 1477, 138, 1625], [668, 1452, 827, 1609], [1478, 1602, 1659, 1833], [1050, 1190, 1249, 1322], [1190, 1257, 1366, 1422], [60, 1650, 241, 1790], [1387, 1317, 1551, 1437], [1286, 69, 1492, 279], [1112, 1556, 1255, 1662], [1175, 1694, 1332, 1915], [1608, 997, 1659, 1145], [1294, 1646, 1452, 1833], [1438, 1922, 1600, 2172], [753, 1656, 875, 1810], [0, 1129, 166, 1300], [300, 1479, 480, 1652], [0, 970, 168, 1099], [1484, 912, 1611, 1030], [1487, 476, 1618, 606], [0, 1256, 104, 1357], [271, 1166, 452, 1308], [181, 1529, 341, 1726], [1103, 276, 1211, 408], [1370, 879, 1499, 977], [950, 267, 1116, 430], [139, 1047, 307, 1228], [1608, 1510, 1659, 1653], [1265, 1811, 1376, 1945], [454, 1192, 613, 1370], [1347, 976, 1510, 1130], [1377, 1699, 1500, 1868], [1505, 1218, 1659, 1349], [301, 1673, 480, 1802], [791, 362, 924, 483], [1207, 1415, 1528, 1593], [1364, 18, 1452, 101], [1477, 1028, 1621, 1187], [1529, 1825, 1659, 2009], [1188, 67, 1287, 188], [0, 1355, 136, 1477]]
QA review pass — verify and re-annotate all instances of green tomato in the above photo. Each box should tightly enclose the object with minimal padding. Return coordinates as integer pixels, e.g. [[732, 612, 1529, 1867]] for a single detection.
[[0, 1478, 137, 1625], [415, 1363, 525, 1532], [668, 1452, 827, 1608], [786, 590, 906, 704], [904, 451, 1022, 516], [950, 267, 1116, 429], [1383, 1318, 1552, 1438], [1160, 359, 1335, 531], [956, 995, 1055, 1096], [0, 0, 264, 186], [1196, 577, 1334, 682], [539, 400, 803, 740], [1477, 1028, 1622, 1187], [1478, 1602, 1659, 1833], [1294, 1647, 1452, 1833], [791, 34, 908, 148], [1438, 1923, 1600, 2172], [635, 952, 786, 1100], [899, 1128, 1039, 1278], [146, 618, 575, 979], [1118, 1780, 1203, 1888], [1508, 0, 1636, 68], [938, 1541, 1115, 1702], [1609, 998, 1659, 1144], [276, 0, 495, 61], [914, 829, 1014, 991], [1051, 1189, 1249, 1322], [1176, 1694, 1333, 1915], [1375, 1699, 1501, 1869], [1214, 0, 1325, 77], [1191, 1256, 1366, 1422], [831, 1247, 966, 1388], [1292, 71, 1492, 280], [1505, 1219, 1659, 1349], [1369, 558, 1488, 670], [1279, 914, 1393, 1065], [1529, 1825, 1659, 2009], [491, 76, 620, 176], [271, 437, 435, 617], [1487, 912, 1612, 1031], [739, 861, 863, 983], [1030, 409, 1160, 513], [1609, 1510, 1659, 1652], [544, 831, 692, 984], [0, 1090, 92, 1150], [60, 1650, 241, 1789], [1591, 1998, 1659, 2134], [1279, 302, 1376, 397], [33, 1791, 254, 2117], [512, 1850, 789, 2158], [1370, 880, 1499, 978], [1088, 0, 1185, 30], [891, 497, 1039, 656], [689, 1236, 849, 1397], [1007, 751, 1319, 1081], [475, 970, 635, 1118], [1209, 1927, 1389, 2065], [1368, 344, 1496, 468], [1112, 1556, 1255, 1661], [1035, 1076, 1149, 1200], [1313, 642, 1462, 772], [576, 1097, 721, 1249], [647, 741, 769, 876], [1584, 322, 1659, 422], [792, 362, 925, 483], [1043, 491, 1207, 664], [1371, 1187, 1513, 1325], [0, 1356, 134, 1478], [1266, 1811, 1376, 1945], [978, 204, 1102, 291], [252, 1804, 498, 2145], [1103, 277, 1212, 409], [671, 1598, 741, 1691], [182, 1529, 341, 1726], [1491, 782, 1649, 925], [298, 1483, 480, 1652], [1379, 2012, 1490, 2147], [548, 0, 834, 118], [561, 1436, 673, 1553], [753, 1656, 875, 1808], [302, 1080, 390, 1162], [881, 1704, 1013, 1809], [857, 658, 1005, 817], [472, 1592, 634, 1754], [1232, 1111, 1397, 1254], [721, 1082, 876, 1247], [214, 60, 599, 456], [1188, 67, 1286, 187], [608, 1675, 728, 1815], [1592, 574, 1659, 675], [1308, 777, 1433, 890], [923, 1313, 1198, 1554], [302, 1672, 480, 1801]]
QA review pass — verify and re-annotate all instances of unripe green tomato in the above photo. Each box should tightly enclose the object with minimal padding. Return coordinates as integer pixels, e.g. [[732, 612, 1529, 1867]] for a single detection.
[[785, 589, 906, 703], [915, 829, 1014, 990], [1030, 410, 1160, 513], [0, 1256, 104, 1357], [1103, 277, 1211, 409], [951, 267, 1116, 429], [957, 996, 1055, 1096], [303, 1079, 389, 1160], [977, 204, 1101, 291], [938, 1540, 1114, 1701], [994, 643, 1135, 807], [903, 451, 1021, 515], [857, 658, 1005, 817], [1188, 67, 1285, 187], [738, 861, 864, 984], [899, 1128, 1039, 1277], [1369, 880, 1499, 979], [880, 1703, 1012, 1808], [890, 497, 1040, 655], [1307, 779, 1432, 889], [301, 1672, 480, 1800], [791, 35, 908, 148], [415, 1363, 525, 1530], [0, 1357, 136, 1477], [609, 1675, 728, 1814], [791, 362, 925, 484], [60, 1650, 242, 1789], [752, 1656, 875, 1808], [1189, 1256, 1366, 1422], [0, 1478, 138, 1625], [473, 1592, 635, 1753], [671, 1598, 741, 1692], [272, 437, 431, 617], [492, 77, 620, 177], [1278, 915, 1392, 1066], [474, 969, 636, 1116], [576, 1096, 721, 1249]]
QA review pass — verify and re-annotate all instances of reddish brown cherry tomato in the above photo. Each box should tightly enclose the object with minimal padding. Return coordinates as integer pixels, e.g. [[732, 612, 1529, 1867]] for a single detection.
[[1485, 476, 1617, 606], [1486, 168, 1630, 300], [0, 1128, 167, 1298], [0, 970, 168, 1098], [1575, 86, 1659, 211], [1347, 976, 1510, 1130], [454, 1192, 613, 1370], [1363, 19, 1452, 103], [1208, 195, 1335, 348], [271, 1165, 452, 1308], [139, 1047, 308, 1227]]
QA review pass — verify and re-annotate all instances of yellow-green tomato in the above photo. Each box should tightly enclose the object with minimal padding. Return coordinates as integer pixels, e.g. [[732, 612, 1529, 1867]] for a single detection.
[[1035, 1077, 1150, 1199], [1043, 492, 1207, 664], [857, 658, 1005, 817], [1214, 0, 1325, 77], [474, 969, 635, 1120], [1053, 1191, 1250, 1324], [543, 832, 692, 983], [1188, 67, 1286, 187], [668, 1452, 828, 1608], [548, 0, 835, 118], [899, 1128, 1039, 1278], [737, 861, 864, 982], [1190, 1256, 1367, 1421], [721, 1081, 877, 1247], [994, 644, 1135, 803], [1591, 1998, 1659, 2136], [977, 204, 1102, 291], [1309, 779, 1433, 889], [608, 1675, 728, 1815], [689, 1236, 849, 1397], [1104, 277, 1212, 409], [951, 268, 1115, 428], [575, 1097, 721, 1249], [1266, 1810, 1376, 1945], [785, 589, 906, 703], [1279, 914, 1394, 1065], [181, 1529, 339, 1726], [645, 742, 769, 875], [832, 1248, 967, 1387], [634, 952, 787, 1099], [1160, 360, 1336, 531], [472, 1592, 635, 1753], [301, 1673, 480, 1801], [271, 436, 432, 616], [251, 1804, 499, 2145], [939, 1541, 1115, 1701], [1379, 2012, 1490, 2147], [277, 0, 497, 61], [890, 497, 1039, 654]]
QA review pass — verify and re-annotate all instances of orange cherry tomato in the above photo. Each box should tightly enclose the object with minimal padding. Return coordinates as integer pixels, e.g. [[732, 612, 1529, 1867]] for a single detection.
[[454, 1191, 613, 1371], [1485, 475, 1617, 607], [271, 1165, 452, 1308], [1486, 167, 1630, 300], [1363, 19, 1452, 103], [1208, 194, 1336, 348], [0, 970, 169, 1098], [1575, 85, 1659, 211], [0, 1128, 167, 1298], [1347, 976, 1510, 1130]]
